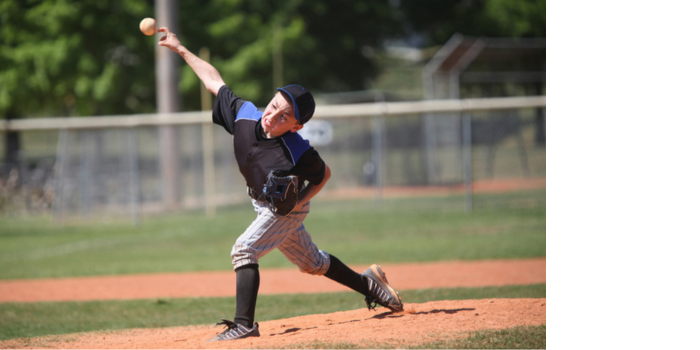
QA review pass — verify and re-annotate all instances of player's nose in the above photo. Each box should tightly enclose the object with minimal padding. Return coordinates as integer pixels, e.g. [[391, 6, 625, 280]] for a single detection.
[[269, 111, 284, 121]]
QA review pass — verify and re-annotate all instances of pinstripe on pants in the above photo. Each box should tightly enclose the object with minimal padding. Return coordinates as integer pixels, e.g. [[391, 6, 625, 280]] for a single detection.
[[232, 198, 331, 275]]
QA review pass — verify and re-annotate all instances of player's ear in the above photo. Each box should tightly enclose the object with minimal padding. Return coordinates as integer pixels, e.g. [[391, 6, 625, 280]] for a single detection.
[[290, 124, 304, 133]]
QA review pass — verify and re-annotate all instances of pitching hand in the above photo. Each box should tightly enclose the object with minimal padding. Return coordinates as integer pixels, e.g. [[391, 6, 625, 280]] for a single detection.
[[157, 27, 182, 52]]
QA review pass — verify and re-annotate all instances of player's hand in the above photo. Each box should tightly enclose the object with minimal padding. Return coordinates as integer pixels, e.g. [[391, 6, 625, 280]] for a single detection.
[[157, 27, 182, 52]]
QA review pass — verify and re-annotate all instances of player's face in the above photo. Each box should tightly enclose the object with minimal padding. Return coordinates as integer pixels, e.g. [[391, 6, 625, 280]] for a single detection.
[[262, 93, 303, 138]]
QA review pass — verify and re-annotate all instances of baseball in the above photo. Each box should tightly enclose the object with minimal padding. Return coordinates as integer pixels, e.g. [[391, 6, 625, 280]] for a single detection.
[[139, 17, 156, 36]]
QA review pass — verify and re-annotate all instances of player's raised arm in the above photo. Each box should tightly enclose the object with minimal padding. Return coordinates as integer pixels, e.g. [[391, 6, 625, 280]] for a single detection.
[[157, 27, 225, 95]]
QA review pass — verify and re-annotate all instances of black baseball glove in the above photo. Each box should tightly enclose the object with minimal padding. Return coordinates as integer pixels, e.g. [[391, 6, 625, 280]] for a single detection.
[[263, 170, 299, 216]]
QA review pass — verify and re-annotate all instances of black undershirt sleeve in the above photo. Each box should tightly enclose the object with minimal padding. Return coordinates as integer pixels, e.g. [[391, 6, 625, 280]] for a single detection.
[[292, 149, 326, 186]]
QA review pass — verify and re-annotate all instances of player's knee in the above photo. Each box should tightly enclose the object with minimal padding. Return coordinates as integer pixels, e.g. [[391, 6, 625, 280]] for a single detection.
[[296, 251, 330, 275], [297, 264, 325, 275], [231, 242, 258, 269]]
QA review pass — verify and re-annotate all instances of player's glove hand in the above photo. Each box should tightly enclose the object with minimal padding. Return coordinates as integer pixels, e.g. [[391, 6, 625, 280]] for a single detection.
[[263, 170, 299, 216]]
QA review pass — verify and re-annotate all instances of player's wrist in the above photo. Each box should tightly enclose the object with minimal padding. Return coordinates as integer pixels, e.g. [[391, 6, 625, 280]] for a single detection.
[[177, 45, 190, 57]]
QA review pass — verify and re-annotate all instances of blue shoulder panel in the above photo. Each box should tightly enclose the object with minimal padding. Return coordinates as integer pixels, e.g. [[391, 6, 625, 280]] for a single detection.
[[236, 101, 262, 121], [281, 132, 312, 165]]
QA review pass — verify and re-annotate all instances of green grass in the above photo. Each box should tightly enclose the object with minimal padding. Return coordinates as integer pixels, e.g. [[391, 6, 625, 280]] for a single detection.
[[443, 325, 546, 349], [0, 284, 545, 341], [281, 325, 546, 349], [0, 190, 545, 280]]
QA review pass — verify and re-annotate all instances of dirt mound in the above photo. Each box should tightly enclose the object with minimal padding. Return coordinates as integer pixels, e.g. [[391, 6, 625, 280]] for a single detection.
[[1, 299, 546, 349]]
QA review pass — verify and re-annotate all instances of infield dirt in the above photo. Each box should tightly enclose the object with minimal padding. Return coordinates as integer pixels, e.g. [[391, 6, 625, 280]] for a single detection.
[[0, 258, 546, 349]]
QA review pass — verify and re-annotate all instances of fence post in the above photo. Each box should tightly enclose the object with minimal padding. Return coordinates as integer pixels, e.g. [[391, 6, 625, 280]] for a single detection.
[[52, 128, 69, 222], [79, 131, 94, 216], [462, 113, 473, 212], [372, 112, 385, 206], [127, 128, 141, 224]]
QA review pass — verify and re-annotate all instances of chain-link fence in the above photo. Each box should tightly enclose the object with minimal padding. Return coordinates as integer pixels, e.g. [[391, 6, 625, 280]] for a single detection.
[[0, 98, 545, 222]]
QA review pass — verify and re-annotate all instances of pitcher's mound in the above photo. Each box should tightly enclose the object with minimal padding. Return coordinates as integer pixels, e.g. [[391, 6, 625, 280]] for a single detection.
[[2, 298, 545, 349]]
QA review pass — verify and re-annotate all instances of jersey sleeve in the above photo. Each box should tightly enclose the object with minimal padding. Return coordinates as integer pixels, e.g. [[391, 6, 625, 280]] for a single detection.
[[212, 85, 248, 134], [292, 148, 326, 186]]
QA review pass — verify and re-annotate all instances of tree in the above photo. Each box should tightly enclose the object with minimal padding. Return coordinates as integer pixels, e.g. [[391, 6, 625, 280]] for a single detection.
[[397, 0, 546, 46], [176, 0, 401, 108], [1, 0, 544, 120], [1, 0, 157, 164], [0, 0, 156, 118]]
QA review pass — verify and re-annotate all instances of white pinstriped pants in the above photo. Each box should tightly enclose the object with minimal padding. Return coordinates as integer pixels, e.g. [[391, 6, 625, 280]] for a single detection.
[[231, 198, 331, 275]]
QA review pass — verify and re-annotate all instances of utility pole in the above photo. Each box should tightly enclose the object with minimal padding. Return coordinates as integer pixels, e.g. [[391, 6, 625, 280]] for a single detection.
[[156, 0, 181, 211]]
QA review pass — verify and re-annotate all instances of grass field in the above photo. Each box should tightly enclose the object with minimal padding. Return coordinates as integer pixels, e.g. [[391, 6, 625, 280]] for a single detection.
[[0, 190, 545, 280], [289, 325, 547, 349], [0, 189, 546, 347]]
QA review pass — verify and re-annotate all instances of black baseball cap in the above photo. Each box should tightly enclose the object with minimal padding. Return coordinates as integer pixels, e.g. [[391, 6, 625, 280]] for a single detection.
[[276, 84, 315, 124]]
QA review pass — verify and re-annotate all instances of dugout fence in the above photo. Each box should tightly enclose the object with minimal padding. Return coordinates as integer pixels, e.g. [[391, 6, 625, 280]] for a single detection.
[[0, 96, 545, 222]]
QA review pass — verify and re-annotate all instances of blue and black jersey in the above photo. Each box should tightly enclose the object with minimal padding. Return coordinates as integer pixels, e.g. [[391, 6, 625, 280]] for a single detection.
[[212, 85, 326, 197]]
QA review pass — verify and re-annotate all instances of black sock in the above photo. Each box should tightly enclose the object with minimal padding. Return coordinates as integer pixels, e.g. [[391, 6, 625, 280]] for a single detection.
[[324, 255, 369, 296], [234, 264, 260, 328]]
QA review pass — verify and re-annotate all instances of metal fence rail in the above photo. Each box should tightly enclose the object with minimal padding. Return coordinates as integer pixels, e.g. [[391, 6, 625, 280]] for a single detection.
[[0, 96, 545, 221]]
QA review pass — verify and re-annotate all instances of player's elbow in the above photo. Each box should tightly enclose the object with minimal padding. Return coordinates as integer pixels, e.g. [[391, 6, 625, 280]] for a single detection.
[[207, 81, 225, 96], [324, 165, 331, 181]]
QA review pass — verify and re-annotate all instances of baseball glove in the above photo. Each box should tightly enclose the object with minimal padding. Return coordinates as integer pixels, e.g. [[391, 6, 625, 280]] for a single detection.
[[263, 170, 299, 216]]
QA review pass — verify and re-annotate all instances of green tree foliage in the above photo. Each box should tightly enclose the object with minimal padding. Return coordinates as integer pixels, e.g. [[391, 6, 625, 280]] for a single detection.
[[177, 0, 401, 108], [483, 0, 546, 38], [0, 0, 544, 119], [0, 0, 401, 118], [398, 0, 546, 46], [0, 0, 155, 117]]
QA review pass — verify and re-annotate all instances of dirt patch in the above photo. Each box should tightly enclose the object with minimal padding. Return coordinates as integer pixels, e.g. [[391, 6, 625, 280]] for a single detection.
[[0, 298, 546, 349], [0, 258, 545, 303], [322, 177, 546, 200]]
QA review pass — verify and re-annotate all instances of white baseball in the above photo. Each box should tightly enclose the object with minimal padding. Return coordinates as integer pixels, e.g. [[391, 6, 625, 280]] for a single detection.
[[139, 18, 156, 36]]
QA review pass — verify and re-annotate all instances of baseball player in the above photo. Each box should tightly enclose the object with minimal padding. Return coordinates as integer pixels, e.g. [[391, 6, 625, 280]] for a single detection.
[[157, 27, 403, 341]]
